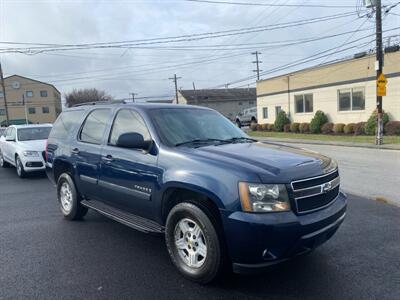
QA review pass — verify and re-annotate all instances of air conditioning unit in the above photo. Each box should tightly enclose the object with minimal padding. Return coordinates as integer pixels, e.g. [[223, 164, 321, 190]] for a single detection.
[[363, 0, 376, 8]]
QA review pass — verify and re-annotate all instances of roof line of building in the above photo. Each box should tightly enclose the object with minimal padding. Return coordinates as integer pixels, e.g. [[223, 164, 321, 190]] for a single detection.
[[4, 74, 61, 95], [256, 51, 383, 84], [257, 71, 400, 98]]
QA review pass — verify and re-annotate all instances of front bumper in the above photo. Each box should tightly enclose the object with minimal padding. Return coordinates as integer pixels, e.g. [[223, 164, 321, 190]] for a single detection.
[[221, 191, 347, 273], [20, 156, 45, 172]]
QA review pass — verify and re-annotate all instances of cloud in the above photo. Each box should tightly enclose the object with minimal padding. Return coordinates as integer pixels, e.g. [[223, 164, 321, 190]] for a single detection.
[[1, 0, 398, 101]]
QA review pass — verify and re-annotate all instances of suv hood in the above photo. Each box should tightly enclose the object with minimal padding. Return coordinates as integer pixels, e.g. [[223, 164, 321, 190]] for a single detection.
[[17, 139, 47, 152], [180, 142, 335, 183]]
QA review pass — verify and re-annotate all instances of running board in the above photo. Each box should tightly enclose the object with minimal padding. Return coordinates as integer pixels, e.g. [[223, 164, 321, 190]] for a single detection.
[[81, 200, 164, 234]]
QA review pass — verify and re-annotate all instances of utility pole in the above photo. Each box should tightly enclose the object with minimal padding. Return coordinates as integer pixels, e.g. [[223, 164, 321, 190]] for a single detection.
[[375, 0, 384, 145], [0, 62, 10, 126], [169, 74, 181, 104], [252, 51, 262, 81], [129, 92, 137, 102], [192, 82, 197, 105]]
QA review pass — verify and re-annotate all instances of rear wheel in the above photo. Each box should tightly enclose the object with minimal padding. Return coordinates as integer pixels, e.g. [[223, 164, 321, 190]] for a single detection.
[[57, 173, 88, 220], [0, 150, 10, 168], [15, 156, 26, 178], [165, 202, 225, 284]]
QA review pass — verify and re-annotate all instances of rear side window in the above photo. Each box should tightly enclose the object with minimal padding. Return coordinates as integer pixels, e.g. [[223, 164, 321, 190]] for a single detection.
[[79, 109, 111, 144], [49, 110, 84, 140], [109, 109, 151, 146]]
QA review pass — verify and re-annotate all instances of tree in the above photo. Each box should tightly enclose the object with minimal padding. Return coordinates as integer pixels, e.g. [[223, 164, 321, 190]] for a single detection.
[[64, 88, 113, 107]]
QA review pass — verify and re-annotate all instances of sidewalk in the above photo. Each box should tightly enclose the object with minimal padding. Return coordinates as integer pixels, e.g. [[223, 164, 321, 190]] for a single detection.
[[255, 136, 400, 150]]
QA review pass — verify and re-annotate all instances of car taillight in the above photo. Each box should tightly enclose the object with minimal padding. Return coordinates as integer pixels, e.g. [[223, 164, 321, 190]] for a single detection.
[[45, 139, 48, 162]]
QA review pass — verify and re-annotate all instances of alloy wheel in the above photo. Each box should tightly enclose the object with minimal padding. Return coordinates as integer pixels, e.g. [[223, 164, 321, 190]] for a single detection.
[[60, 182, 73, 213], [174, 218, 207, 268]]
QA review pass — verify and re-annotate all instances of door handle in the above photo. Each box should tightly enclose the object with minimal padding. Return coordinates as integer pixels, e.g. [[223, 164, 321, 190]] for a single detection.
[[71, 148, 79, 154], [102, 154, 113, 162]]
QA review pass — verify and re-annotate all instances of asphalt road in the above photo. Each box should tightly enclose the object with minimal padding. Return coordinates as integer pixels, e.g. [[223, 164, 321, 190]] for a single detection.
[[1, 167, 399, 300], [272, 142, 400, 206]]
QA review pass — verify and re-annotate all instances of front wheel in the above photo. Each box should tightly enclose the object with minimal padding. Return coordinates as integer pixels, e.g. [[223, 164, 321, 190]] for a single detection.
[[15, 156, 26, 178], [57, 173, 88, 220], [165, 202, 225, 284]]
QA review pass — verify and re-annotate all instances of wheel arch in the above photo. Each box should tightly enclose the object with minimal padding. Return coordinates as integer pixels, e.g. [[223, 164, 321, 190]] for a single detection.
[[159, 183, 225, 226]]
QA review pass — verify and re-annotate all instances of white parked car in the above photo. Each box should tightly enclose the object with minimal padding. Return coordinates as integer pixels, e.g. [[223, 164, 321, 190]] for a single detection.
[[0, 124, 52, 178], [235, 107, 257, 128]]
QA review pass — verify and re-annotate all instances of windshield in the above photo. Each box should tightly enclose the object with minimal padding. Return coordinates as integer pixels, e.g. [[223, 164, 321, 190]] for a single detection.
[[149, 108, 248, 147], [17, 127, 52, 141]]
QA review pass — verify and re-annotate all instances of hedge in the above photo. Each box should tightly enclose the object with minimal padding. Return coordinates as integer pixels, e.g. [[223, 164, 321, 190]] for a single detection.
[[310, 110, 328, 134], [299, 123, 310, 133], [274, 110, 290, 132], [333, 123, 345, 134], [385, 121, 400, 135], [290, 122, 300, 133], [343, 123, 355, 134], [321, 123, 334, 134]]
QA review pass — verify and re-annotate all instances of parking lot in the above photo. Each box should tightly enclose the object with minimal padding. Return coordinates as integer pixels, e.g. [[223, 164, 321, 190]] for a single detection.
[[1, 165, 399, 300]]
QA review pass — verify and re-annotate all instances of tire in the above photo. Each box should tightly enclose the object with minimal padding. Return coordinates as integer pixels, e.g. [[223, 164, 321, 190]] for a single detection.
[[57, 173, 88, 220], [165, 202, 226, 284], [236, 120, 241, 128], [15, 156, 27, 178], [0, 150, 10, 168]]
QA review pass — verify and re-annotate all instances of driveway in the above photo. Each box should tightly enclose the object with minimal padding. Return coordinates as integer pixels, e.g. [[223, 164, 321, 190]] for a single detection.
[[0, 167, 399, 299]]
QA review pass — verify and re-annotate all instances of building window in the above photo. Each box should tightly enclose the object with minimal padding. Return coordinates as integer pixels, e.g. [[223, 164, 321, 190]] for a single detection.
[[338, 88, 365, 111], [42, 106, 50, 114], [295, 94, 313, 113], [28, 107, 36, 114], [263, 107, 268, 119], [0, 108, 5, 116], [275, 106, 282, 116], [40, 90, 48, 97], [26, 91, 34, 97]]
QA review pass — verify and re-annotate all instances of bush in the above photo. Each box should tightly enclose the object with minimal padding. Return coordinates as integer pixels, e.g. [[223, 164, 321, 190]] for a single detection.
[[385, 121, 400, 135], [283, 124, 291, 132], [250, 123, 258, 131], [256, 124, 262, 131], [299, 122, 310, 133], [310, 110, 328, 134], [364, 110, 390, 135], [353, 122, 366, 135], [274, 110, 290, 132], [267, 124, 275, 131], [290, 122, 300, 133], [321, 123, 334, 134], [333, 123, 345, 134], [261, 124, 269, 131], [343, 123, 355, 134]]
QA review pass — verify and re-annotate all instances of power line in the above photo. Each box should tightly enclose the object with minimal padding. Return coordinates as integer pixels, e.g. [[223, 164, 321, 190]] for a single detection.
[[183, 0, 357, 8], [0, 12, 359, 54]]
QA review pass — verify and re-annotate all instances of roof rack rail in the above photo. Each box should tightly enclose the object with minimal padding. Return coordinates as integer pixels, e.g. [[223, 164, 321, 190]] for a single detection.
[[72, 100, 127, 107]]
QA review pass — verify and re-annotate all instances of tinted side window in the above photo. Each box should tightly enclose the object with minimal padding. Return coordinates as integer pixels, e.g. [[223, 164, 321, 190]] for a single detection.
[[109, 109, 150, 146], [49, 110, 85, 140], [79, 109, 111, 144]]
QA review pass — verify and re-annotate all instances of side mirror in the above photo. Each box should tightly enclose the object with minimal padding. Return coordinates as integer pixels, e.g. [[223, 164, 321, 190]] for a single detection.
[[5, 136, 15, 142], [117, 132, 151, 150]]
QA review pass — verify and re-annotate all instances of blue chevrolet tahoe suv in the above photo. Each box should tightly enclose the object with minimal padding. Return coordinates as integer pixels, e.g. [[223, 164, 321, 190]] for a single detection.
[[46, 103, 347, 283]]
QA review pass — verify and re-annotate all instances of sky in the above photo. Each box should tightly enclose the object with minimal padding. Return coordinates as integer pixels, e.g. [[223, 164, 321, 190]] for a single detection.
[[0, 0, 399, 102]]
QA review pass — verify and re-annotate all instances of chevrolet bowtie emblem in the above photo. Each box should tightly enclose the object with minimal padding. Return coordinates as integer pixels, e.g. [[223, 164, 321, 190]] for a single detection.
[[322, 182, 332, 193]]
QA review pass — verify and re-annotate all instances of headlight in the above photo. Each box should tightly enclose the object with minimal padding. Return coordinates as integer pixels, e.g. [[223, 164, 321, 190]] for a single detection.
[[239, 182, 290, 212], [22, 151, 39, 157]]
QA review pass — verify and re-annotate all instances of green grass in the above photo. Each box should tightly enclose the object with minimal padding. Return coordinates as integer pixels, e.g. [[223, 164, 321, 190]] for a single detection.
[[248, 131, 400, 144]]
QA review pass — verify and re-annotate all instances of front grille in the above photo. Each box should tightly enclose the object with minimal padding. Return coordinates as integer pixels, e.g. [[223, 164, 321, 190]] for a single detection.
[[291, 170, 340, 214], [26, 162, 44, 168]]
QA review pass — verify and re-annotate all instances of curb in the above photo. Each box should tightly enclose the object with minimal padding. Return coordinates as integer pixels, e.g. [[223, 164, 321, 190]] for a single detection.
[[255, 137, 400, 150]]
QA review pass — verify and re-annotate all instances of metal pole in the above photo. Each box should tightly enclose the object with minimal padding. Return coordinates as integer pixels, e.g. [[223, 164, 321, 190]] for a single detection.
[[23, 94, 28, 124], [375, 0, 383, 145], [0, 62, 10, 126]]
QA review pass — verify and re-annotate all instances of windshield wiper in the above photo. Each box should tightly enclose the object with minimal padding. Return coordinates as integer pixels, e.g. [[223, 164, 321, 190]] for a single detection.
[[222, 137, 258, 144], [175, 138, 226, 147]]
